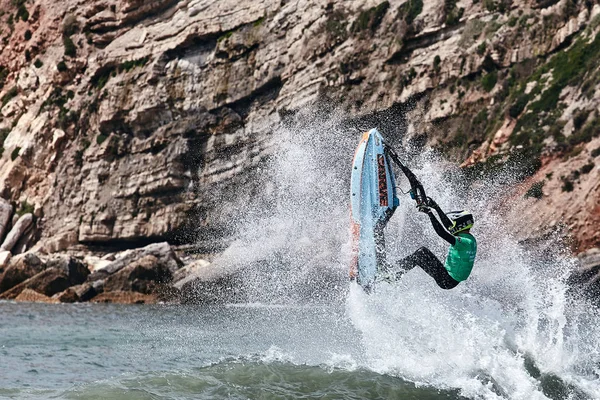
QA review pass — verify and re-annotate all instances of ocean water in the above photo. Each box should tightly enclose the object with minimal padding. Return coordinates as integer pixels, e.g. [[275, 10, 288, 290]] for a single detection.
[[0, 300, 469, 399]]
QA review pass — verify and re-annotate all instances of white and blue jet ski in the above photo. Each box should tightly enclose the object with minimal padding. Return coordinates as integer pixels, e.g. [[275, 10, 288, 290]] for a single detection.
[[349, 128, 427, 291]]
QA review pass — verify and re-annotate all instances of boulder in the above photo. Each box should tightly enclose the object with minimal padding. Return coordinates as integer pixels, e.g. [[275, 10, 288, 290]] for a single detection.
[[91, 279, 105, 294], [84, 255, 112, 272], [87, 242, 183, 281], [0, 253, 45, 294], [0, 251, 12, 271], [52, 288, 80, 303], [71, 283, 98, 302], [0, 199, 13, 243], [45, 254, 90, 286], [15, 288, 60, 304], [90, 291, 157, 304], [0, 267, 70, 299], [0, 214, 34, 252], [172, 259, 211, 284], [103, 254, 172, 292], [13, 224, 35, 255]]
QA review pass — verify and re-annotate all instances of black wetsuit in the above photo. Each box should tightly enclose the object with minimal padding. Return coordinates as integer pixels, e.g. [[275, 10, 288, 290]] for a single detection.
[[394, 203, 460, 290]]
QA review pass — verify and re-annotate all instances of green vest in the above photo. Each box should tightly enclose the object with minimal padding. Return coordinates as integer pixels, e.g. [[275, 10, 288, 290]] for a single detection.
[[444, 232, 477, 282]]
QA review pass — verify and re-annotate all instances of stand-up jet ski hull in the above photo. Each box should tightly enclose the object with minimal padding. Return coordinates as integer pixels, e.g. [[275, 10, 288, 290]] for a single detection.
[[350, 129, 399, 290]]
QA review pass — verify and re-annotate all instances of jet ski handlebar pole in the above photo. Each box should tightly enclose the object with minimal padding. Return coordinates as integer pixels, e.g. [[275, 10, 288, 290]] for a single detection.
[[384, 145, 428, 207]]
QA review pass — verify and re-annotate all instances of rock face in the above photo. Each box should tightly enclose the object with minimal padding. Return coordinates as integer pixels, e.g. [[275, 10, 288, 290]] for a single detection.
[[0, 267, 70, 299], [0, 253, 44, 293], [0, 0, 598, 302]]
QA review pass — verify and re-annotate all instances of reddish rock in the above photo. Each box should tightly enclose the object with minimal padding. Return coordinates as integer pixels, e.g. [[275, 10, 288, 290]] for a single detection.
[[0, 267, 70, 299], [90, 291, 157, 304], [52, 288, 80, 303], [0, 253, 45, 294], [15, 288, 59, 303]]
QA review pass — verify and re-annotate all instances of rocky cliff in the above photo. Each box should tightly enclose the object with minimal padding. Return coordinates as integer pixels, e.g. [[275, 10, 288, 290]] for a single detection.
[[0, 0, 599, 259]]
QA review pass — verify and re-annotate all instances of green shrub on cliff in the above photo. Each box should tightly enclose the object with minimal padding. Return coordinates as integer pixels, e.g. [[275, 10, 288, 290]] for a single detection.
[[580, 162, 594, 174], [63, 15, 79, 36], [57, 60, 67, 72], [481, 70, 497, 92], [1, 86, 17, 108], [217, 31, 232, 43], [24, 29, 31, 41], [16, 4, 28, 22], [0, 66, 8, 89], [477, 41, 487, 56], [524, 181, 544, 199], [0, 128, 9, 157], [433, 55, 441, 72], [398, 0, 423, 25], [16, 200, 34, 216], [325, 10, 348, 43], [561, 178, 574, 192], [509, 94, 529, 118], [444, 0, 464, 26], [118, 57, 149, 73], [63, 36, 76, 57], [353, 1, 389, 33], [96, 133, 108, 145], [10, 146, 20, 161], [33, 59, 43, 68]]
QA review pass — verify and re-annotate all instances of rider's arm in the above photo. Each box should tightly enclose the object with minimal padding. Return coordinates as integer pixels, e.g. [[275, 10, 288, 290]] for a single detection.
[[427, 211, 456, 246], [428, 198, 454, 229]]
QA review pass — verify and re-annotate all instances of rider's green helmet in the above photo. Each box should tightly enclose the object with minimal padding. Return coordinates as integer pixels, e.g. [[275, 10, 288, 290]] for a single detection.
[[446, 210, 474, 234]]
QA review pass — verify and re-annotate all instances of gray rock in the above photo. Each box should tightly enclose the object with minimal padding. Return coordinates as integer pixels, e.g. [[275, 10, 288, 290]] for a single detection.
[[172, 259, 210, 284], [1, 214, 34, 253], [0, 199, 13, 243], [88, 242, 182, 281], [13, 224, 34, 255], [103, 254, 172, 293], [91, 279, 105, 294], [0, 251, 12, 272], [71, 283, 98, 302], [45, 255, 90, 286]]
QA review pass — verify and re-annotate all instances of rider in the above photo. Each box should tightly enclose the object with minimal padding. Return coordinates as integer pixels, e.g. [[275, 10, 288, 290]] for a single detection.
[[391, 197, 477, 289]]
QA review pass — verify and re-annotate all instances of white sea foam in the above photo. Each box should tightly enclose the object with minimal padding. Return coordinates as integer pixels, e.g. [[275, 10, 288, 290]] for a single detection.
[[207, 106, 600, 399]]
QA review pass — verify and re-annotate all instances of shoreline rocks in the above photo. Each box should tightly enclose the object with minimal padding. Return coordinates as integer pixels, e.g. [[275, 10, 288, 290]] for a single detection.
[[0, 241, 215, 304]]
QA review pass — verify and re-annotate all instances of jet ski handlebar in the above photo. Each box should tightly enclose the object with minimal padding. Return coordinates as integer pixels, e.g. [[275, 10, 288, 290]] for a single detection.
[[384, 145, 427, 207]]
